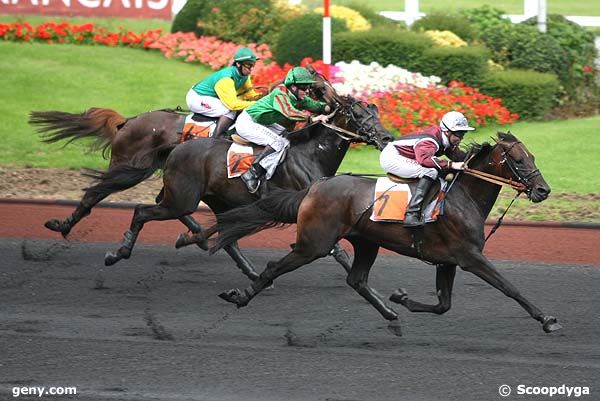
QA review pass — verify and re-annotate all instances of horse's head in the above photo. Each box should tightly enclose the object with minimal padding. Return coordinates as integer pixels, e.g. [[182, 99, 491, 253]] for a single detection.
[[331, 96, 393, 150], [490, 132, 551, 203]]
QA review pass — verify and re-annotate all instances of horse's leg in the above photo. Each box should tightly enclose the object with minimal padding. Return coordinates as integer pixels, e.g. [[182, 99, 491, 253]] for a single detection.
[[218, 232, 335, 307], [222, 241, 260, 281], [389, 264, 456, 314], [330, 242, 352, 273], [460, 252, 562, 333], [175, 222, 218, 250], [345, 238, 402, 336]]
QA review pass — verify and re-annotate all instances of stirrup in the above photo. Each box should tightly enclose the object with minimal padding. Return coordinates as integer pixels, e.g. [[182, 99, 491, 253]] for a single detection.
[[403, 212, 424, 227], [241, 171, 261, 194]]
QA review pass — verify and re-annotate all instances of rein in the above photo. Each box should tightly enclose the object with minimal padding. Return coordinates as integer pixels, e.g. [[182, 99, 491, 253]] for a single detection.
[[463, 168, 527, 192]]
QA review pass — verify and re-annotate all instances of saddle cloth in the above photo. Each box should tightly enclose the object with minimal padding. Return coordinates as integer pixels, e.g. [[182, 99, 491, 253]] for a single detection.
[[227, 143, 255, 178], [370, 177, 441, 223], [178, 114, 215, 142]]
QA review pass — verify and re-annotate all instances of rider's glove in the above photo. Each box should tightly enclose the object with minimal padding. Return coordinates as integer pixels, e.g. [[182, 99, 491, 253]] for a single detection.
[[450, 161, 465, 170], [311, 114, 329, 124]]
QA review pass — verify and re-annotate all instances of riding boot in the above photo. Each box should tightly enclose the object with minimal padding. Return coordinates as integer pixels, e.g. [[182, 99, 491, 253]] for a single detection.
[[403, 176, 434, 227], [212, 116, 234, 138], [241, 146, 276, 194]]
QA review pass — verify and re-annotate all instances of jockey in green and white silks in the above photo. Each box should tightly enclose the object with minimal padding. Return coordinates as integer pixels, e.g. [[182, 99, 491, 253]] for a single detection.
[[186, 47, 260, 136], [237, 67, 330, 194]]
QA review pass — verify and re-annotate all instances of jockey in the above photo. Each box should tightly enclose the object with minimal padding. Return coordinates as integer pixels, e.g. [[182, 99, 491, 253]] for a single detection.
[[379, 111, 475, 227], [236, 66, 330, 194], [186, 47, 260, 137]]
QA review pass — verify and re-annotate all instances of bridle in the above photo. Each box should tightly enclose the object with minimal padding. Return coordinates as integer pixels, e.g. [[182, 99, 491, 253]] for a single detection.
[[320, 99, 383, 148], [463, 140, 540, 194]]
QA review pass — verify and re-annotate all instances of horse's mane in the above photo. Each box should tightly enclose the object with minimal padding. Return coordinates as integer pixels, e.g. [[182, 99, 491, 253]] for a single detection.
[[463, 131, 517, 162]]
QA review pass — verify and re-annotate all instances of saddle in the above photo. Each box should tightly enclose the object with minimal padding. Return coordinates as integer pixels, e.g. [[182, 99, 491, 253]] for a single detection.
[[178, 113, 217, 142]]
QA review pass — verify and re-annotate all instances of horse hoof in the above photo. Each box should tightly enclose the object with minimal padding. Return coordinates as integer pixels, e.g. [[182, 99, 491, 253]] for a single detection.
[[175, 233, 189, 249], [104, 251, 121, 266], [45, 219, 70, 237], [543, 316, 563, 333], [387, 319, 403, 337], [389, 288, 408, 305], [218, 289, 247, 307]]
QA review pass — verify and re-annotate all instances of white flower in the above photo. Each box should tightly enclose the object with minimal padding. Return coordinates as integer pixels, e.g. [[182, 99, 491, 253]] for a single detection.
[[332, 60, 442, 98]]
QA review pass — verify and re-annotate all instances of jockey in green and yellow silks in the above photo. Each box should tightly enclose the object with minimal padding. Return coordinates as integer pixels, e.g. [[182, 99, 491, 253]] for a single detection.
[[186, 47, 260, 137], [236, 67, 331, 194]]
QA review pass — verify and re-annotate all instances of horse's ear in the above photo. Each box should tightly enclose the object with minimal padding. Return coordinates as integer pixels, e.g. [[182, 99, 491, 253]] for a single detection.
[[368, 103, 380, 116], [305, 64, 315, 74]]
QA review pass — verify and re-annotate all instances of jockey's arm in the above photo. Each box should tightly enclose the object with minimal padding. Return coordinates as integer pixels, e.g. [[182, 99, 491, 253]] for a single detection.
[[236, 77, 261, 101], [273, 93, 311, 122], [214, 77, 256, 111], [414, 140, 451, 169], [298, 96, 327, 114]]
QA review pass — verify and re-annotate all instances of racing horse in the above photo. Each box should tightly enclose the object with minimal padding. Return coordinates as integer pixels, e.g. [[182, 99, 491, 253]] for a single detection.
[[211, 132, 561, 335], [102, 94, 393, 282], [27, 66, 332, 238]]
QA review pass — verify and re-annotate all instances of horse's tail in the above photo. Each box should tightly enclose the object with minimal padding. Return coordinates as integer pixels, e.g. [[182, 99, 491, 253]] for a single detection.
[[210, 187, 310, 253], [29, 108, 127, 155], [81, 143, 173, 199]]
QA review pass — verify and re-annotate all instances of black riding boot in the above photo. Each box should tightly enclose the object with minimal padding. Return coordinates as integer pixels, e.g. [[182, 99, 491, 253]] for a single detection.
[[241, 146, 276, 194], [212, 116, 234, 138], [403, 176, 434, 227]]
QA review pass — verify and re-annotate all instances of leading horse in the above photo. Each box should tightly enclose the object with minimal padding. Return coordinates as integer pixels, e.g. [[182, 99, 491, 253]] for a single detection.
[[212, 132, 561, 335], [102, 95, 393, 281]]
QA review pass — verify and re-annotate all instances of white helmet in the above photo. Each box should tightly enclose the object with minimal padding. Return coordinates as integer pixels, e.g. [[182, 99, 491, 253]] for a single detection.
[[440, 111, 475, 132]]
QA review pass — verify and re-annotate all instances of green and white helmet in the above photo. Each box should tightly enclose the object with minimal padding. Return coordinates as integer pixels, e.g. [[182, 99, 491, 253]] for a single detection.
[[233, 47, 258, 63], [284, 67, 316, 86]]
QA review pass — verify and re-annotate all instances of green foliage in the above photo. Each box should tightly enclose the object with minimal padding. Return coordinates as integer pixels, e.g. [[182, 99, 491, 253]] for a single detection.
[[332, 29, 432, 70], [197, 0, 295, 45], [415, 46, 490, 86], [523, 14, 597, 93], [480, 23, 569, 83], [275, 14, 348, 65], [171, 0, 210, 35], [411, 12, 476, 42], [479, 69, 560, 119], [461, 5, 509, 36]]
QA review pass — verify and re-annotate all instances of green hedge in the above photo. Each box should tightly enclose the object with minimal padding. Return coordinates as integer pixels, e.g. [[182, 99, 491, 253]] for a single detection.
[[414, 46, 490, 86], [171, 0, 209, 35], [411, 12, 476, 42], [274, 14, 348, 65], [479, 69, 560, 119], [332, 29, 432, 70]]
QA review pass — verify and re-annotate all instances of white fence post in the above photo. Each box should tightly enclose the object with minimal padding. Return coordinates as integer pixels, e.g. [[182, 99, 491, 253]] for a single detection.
[[537, 0, 547, 32], [405, 0, 419, 27]]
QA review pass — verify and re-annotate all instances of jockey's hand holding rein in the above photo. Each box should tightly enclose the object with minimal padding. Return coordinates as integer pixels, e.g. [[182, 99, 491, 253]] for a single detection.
[[449, 161, 465, 170], [310, 114, 330, 124]]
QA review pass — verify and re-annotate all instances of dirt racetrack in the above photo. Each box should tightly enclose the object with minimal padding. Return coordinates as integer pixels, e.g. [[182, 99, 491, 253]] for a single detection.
[[1, 200, 599, 401]]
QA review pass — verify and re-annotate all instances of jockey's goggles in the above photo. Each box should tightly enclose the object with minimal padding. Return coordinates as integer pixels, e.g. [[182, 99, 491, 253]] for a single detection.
[[240, 61, 255, 69], [450, 130, 467, 139], [295, 84, 311, 91]]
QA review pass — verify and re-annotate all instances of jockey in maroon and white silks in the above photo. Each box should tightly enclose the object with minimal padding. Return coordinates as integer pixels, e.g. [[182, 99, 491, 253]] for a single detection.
[[380, 111, 475, 227]]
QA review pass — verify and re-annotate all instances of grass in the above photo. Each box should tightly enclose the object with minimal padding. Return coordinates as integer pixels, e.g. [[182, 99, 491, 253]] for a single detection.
[[0, 41, 211, 169]]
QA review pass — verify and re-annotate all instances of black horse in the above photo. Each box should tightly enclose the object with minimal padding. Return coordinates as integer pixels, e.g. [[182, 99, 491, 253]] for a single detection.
[[103, 95, 393, 282], [212, 132, 561, 335], [27, 66, 330, 238]]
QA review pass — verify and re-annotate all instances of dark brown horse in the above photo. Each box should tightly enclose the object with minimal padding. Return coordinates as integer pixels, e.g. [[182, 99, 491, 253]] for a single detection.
[[212, 132, 561, 335], [102, 95, 393, 282], [27, 67, 332, 238]]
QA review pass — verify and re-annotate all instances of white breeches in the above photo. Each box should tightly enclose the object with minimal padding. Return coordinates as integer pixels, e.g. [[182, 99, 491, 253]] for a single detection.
[[186, 89, 236, 120], [236, 110, 289, 180], [379, 143, 439, 180]]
